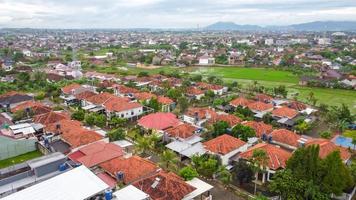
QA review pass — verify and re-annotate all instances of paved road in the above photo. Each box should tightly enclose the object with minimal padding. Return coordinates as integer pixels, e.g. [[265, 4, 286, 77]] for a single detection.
[[202, 178, 248, 200]]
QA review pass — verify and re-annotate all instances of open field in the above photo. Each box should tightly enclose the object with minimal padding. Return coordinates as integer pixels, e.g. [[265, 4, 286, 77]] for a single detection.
[[0, 150, 43, 169]]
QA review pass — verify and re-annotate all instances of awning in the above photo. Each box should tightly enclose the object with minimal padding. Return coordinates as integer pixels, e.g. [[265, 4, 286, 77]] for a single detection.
[[183, 178, 213, 200]]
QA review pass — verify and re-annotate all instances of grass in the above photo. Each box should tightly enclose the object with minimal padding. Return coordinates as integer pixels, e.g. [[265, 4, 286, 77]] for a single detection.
[[343, 130, 356, 139], [0, 150, 43, 169], [189, 67, 299, 84]]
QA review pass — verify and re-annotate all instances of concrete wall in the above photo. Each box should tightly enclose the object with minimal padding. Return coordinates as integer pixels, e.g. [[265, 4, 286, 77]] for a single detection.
[[0, 136, 37, 160]]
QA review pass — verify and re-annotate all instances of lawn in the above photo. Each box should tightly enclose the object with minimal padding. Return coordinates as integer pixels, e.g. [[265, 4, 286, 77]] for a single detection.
[[189, 67, 299, 84], [0, 150, 43, 169], [343, 130, 356, 139]]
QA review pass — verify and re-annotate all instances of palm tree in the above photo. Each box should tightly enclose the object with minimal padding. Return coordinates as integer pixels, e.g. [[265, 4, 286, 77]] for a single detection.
[[217, 166, 232, 187], [159, 150, 179, 171], [134, 136, 152, 156], [149, 133, 160, 152], [251, 149, 268, 195]]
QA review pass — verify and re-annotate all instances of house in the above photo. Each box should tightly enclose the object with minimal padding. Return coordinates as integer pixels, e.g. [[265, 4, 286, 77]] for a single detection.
[[1, 58, 14, 71], [33, 111, 70, 126], [157, 96, 175, 112], [306, 138, 351, 164], [228, 52, 245, 65], [2, 165, 109, 200], [137, 112, 180, 133], [209, 113, 242, 128], [204, 134, 249, 166], [113, 84, 139, 97], [186, 87, 205, 100], [0, 92, 33, 110], [183, 107, 217, 127], [271, 106, 299, 127], [60, 83, 96, 106], [230, 97, 253, 108], [103, 97, 143, 120], [247, 101, 274, 117], [132, 171, 196, 200], [255, 93, 273, 103], [68, 141, 124, 168], [198, 53, 215, 65], [242, 121, 273, 138], [196, 82, 227, 95], [239, 143, 292, 183], [266, 129, 301, 150], [11, 101, 52, 116], [100, 156, 159, 185], [112, 185, 150, 200]]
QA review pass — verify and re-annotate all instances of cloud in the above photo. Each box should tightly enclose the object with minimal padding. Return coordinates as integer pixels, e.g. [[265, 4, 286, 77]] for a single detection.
[[0, 0, 355, 28]]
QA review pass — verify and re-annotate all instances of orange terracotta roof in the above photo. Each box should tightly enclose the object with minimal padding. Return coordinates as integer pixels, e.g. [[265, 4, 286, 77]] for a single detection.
[[239, 143, 292, 170], [247, 101, 273, 112], [33, 111, 70, 126], [75, 91, 97, 100], [157, 96, 174, 105], [255, 93, 273, 102], [61, 83, 82, 94], [185, 107, 218, 120], [134, 92, 157, 101], [272, 107, 298, 119], [165, 123, 197, 139], [132, 171, 196, 200], [186, 87, 204, 95], [289, 101, 307, 111], [209, 114, 242, 127], [230, 97, 254, 107], [68, 141, 123, 168], [85, 92, 117, 105], [114, 84, 139, 94], [100, 156, 159, 184], [103, 97, 141, 112], [138, 112, 180, 130], [270, 129, 301, 147], [306, 138, 351, 161], [45, 119, 103, 148], [242, 121, 273, 137], [196, 82, 224, 91], [204, 134, 246, 155], [11, 101, 52, 115]]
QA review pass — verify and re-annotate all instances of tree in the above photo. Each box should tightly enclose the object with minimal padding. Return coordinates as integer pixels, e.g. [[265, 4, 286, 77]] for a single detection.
[[191, 155, 219, 178], [231, 124, 256, 142], [138, 71, 149, 77], [212, 121, 229, 138], [84, 113, 96, 126], [147, 98, 161, 112], [215, 54, 228, 65], [166, 88, 182, 100], [16, 72, 30, 88], [71, 109, 85, 121], [269, 169, 306, 200], [307, 92, 318, 106], [352, 137, 356, 150], [251, 149, 268, 195], [107, 128, 126, 141], [233, 160, 254, 186], [217, 166, 232, 186], [295, 121, 311, 134], [179, 166, 198, 181], [177, 97, 189, 113], [95, 114, 107, 128], [135, 136, 152, 155], [190, 75, 202, 82], [207, 76, 216, 83], [159, 150, 179, 171], [262, 112, 273, 124], [319, 131, 331, 139], [108, 117, 127, 128], [273, 85, 288, 98]]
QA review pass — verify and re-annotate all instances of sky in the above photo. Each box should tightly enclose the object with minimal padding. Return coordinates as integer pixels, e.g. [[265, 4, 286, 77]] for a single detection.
[[0, 0, 355, 28]]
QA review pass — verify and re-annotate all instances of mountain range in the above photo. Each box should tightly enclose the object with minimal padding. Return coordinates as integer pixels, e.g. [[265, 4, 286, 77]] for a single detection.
[[205, 21, 356, 31]]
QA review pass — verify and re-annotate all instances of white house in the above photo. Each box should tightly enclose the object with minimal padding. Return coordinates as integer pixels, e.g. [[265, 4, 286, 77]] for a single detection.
[[198, 53, 215, 65]]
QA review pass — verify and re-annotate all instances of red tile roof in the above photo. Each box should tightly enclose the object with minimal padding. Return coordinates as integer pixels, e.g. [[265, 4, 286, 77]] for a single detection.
[[114, 84, 139, 94], [61, 83, 82, 94], [242, 121, 273, 137], [46, 119, 103, 148], [34, 111, 70, 126], [196, 82, 224, 91], [272, 107, 298, 119], [270, 129, 301, 148], [138, 112, 180, 130], [132, 171, 196, 200], [134, 92, 157, 101], [289, 101, 307, 111], [239, 143, 292, 170], [255, 93, 273, 102], [209, 114, 242, 127], [85, 92, 117, 105], [204, 134, 246, 155], [100, 156, 159, 184], [157, 96, 174, 105], [186, 87, 204, 95], [68, 141, 124, 168], [185, 107, 218, 120], [11, 101, 52, 115], [96, 172, 117, 188], [103, 97, 141, 112], [247, 101, 273, 112], [75, 91, 97, 100], [230, 97, 254, 107], [306, 138, 351, 161], [165, 123, 197, 139]]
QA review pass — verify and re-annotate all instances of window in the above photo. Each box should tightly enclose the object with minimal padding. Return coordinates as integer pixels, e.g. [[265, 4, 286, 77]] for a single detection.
[[131, 111, 134, 115], [121, 114, 124, 118]]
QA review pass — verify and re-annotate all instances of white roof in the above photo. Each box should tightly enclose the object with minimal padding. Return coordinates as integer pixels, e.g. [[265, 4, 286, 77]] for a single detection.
[[181, 143, 206, 158], [113, 185, 149, 200], [166, 140, 190, 153], [113, 140, 133, 148], [182, 178, 213, 200], [9, 123, 32, 130], [2, 166, 109, 200], [82, 104, 97, 110]]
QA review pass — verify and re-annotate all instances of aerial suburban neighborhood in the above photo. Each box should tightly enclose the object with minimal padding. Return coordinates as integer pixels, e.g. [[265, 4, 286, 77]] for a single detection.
[[0, 1, 356, 200]]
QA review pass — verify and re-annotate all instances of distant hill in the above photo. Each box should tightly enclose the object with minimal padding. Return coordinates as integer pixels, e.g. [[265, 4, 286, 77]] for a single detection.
[[205, 21, 356, 31], [206, 22, 262, 31]]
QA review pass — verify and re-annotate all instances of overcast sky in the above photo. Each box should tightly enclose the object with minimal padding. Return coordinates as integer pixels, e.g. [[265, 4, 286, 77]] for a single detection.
[[0, 0, 355, 28]]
